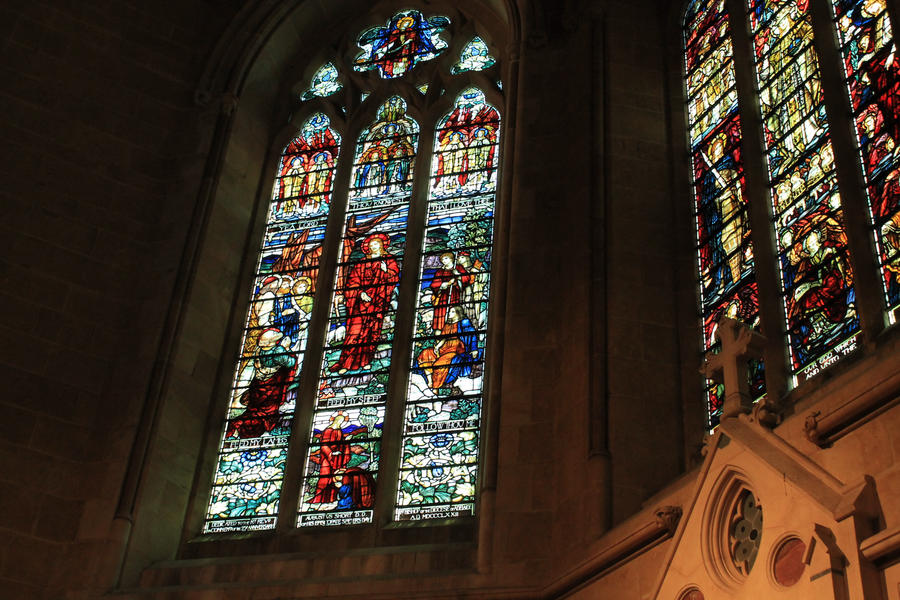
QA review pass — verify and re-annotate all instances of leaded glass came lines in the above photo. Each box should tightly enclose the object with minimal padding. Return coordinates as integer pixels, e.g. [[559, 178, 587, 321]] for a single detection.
[[203, 11, 507, 534], [396, 88, 499, 520], [297, 97, 419, 527], [203, 114, 341, 533], [832, 0, 900, 318], [749, 0, 860, 381], [685, 0, 763, 427]]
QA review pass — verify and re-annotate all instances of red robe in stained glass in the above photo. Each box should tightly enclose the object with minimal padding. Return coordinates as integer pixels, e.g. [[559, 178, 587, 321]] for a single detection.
[[429, 263, 471, 332], [331, 235, 400, 372]]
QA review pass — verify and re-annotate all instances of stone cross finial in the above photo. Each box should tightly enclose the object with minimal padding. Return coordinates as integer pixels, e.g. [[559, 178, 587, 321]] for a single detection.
[[701, 317, 766, 420]]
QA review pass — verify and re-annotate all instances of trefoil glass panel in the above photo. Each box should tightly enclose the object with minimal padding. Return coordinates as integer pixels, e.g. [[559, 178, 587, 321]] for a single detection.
[[354, 10, 450, 79], [302, 62, 343, 101], [451, 36, 497, 74]]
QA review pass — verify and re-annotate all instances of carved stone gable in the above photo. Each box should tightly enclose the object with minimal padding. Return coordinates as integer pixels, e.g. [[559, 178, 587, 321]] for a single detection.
[[652, 418, 883, 599]]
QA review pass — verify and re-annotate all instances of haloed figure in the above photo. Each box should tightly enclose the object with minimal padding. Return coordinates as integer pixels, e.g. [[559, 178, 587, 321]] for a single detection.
[[786, 220, 854, 344], [331, 234, 401, 374]]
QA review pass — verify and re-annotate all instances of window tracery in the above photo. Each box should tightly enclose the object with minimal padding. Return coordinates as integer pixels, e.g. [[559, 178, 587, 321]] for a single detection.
[[203, 10, 503, 534]]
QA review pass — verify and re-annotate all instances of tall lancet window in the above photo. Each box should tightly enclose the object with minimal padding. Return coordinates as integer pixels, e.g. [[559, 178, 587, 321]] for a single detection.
[[831, 0, 900, 319], [397, 87, 500, 520], [201, 9, 505, 534], [299, 98, 419, 527], [750, 0, 860, 382], [204, 114, 342, 533], [683, 0, 899, 427], [684, 0, 763, 427]]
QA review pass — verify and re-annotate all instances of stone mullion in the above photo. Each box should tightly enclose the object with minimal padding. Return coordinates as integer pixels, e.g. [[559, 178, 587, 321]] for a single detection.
[[477, 51, 517, 571], [725, 0, 790, 400], [275, 114, 360, 533], [808, 0, 887, 341], [372, 109, 436, 529]]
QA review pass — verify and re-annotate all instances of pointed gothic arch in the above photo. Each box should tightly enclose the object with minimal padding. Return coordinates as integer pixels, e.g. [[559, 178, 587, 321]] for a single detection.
[[100, 4, 521, 579]]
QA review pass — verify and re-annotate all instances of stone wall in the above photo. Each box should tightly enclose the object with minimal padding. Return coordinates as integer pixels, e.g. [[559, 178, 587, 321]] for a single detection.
[[0, 1, 237, 597]]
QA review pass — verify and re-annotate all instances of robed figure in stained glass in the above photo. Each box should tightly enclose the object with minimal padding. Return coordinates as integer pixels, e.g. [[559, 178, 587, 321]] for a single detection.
[[433, 90, 499, 196], [353, 98, 417, 197], [276, 117, 338, 215], [227, 329, 297, 439], [415, 306, 481, 392], [429, 251, 471, 333], [387, 131, 415, 192], [308, 412, 375, 506], [696, 126, 750, 301], [332, 468, 376, 510], [354, 144, 389, 194], [331, 233, 401, 374], [782, 211, 857, 363], [279, 277, 314, 351], [458, 252, 486, 313], [355, 11, 450, 79]]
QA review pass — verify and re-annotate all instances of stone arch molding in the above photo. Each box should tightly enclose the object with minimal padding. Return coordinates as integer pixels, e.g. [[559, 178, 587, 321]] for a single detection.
[[114, 0, 525, 587], [652, 417, 885, 600], [700, 466, 760, 592]]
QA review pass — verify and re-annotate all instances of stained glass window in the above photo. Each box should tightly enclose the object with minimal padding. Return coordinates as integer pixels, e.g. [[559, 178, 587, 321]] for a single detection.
[[451, 37, 497, 74], [354, 10, 450, 79], [684, 0, 764, 427], [749, 0, 860, 382], [396, 88, 499, 520], [205, 10, 504, 534], [298, 97, 419, 527], [832, 0, 900, 319], [684, 0, 899, 419], [204, 114, 341, 533], [302, 62, 342, 101]]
